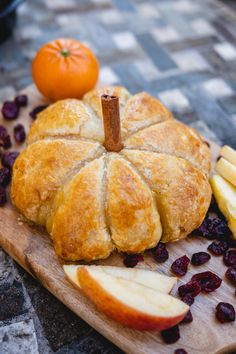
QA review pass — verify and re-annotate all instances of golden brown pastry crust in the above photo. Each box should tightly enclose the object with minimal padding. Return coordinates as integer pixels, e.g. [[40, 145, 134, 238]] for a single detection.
[[122, 150, 211, 242], [11, 139, 104, 225], [27, 99, 90, 144], [50, 158, 114, 261], [107, 154, 162, 253], [121, 92, 173, 138], [124, 120, 211, 176], [11, 86, 212, 261]]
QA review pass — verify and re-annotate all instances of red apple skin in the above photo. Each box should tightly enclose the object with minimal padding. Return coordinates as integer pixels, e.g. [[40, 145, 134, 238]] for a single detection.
[[78, 267, 187, 331]]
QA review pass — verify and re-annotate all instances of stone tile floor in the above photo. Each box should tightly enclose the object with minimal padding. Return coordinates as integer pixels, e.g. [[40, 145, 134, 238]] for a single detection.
[[0, 0, 236, 353]]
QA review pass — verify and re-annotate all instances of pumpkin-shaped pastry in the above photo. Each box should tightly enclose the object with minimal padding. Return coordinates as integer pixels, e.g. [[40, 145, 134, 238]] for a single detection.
[[11, 86, 211, 261]]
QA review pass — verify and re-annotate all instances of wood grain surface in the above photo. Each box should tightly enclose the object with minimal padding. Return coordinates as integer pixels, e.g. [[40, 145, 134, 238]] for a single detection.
[[0, 85, 235, 354]]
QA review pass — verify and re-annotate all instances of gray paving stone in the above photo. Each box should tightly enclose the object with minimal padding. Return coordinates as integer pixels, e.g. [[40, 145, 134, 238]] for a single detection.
[[173, 49, 210, 71], [19, 270, 92, 352], [151, 26, 180, 43], [0, 280, 26, 321], [136, 32, 177, 71], [113, 31, 139, 50], [55, 330, 123, 354], [0, 248, 14, 284], [190, 120, 222, 145], [186, 87, 236, 148], [191, 18, 216, 36], [134, 58, 160, 81], [202, 78, 233, 98], [214, 42, 236, 61], [112, 0, 135, 12], [0, 319, 39, 354], [114, 62, 149, 93], [158, 88, 191, 113], [151, 71, 214, 94], [218, 95, 236, 114], [166, 35, 220, 53]]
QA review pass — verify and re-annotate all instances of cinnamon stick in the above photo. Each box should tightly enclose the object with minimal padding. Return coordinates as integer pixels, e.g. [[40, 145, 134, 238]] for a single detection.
[[101, 94, 123, 152]]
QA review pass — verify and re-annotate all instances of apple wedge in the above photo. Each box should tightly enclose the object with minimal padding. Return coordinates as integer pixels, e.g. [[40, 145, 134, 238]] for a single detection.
[[221, 145, 236, 167], [77, 266, 189, 330], [215, 157, 236, 188], [63, 265, 177, 293], [210, 174, 236, 239]]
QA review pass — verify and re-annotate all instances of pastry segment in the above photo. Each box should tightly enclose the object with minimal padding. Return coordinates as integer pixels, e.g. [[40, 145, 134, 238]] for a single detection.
[[106, 154, 162, 253], [121, 92, 173, 138], [49, 157, 114, 261], [11, 139, 104, 225], [27, 99, 90, 144], [124, 120, 211, 176], [122, 150, 211, 242]]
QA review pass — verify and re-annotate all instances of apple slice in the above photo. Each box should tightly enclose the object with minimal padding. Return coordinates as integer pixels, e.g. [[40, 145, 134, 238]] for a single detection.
[[63, 265, 176, 293], [210, 174, 236, 239], [77, 266, 188, 330], [221, 145, 236, 167], [215, 158, 236, 188]]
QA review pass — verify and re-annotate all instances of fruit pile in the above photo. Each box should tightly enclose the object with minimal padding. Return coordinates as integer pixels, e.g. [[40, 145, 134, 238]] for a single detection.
[[0, 94, 30, 205], [0, 93, 50, 205], [77, 196, 235, 352], [211, 145, 236, 240]]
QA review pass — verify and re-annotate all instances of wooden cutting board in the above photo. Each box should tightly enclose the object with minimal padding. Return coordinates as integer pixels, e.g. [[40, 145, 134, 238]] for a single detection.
[[0, 85, 235, 354]]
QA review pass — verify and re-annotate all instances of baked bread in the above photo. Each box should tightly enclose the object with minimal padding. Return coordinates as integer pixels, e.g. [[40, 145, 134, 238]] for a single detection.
[[11, 86, 211, 261]]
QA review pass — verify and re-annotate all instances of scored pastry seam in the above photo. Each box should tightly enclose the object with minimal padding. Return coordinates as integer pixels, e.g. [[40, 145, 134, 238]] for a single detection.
[[27, 134, 104, 146], [107, 153, 162, 250], [36, 144, 105, 226], [101, 154, 115, 251], [120, 151, 210, 242], [27, 125, 208, 177], [121, 116, 173, 141], [123, 146, 207, 176], [119, 152, 164, 238]]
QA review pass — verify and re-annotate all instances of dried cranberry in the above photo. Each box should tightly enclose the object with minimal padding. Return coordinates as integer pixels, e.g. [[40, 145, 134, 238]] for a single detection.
[[182, 294, 195, 306], [0, 125, 7, 139], [191, 252, 211, 266], [0, 167, 11, 187], [0, 186, 7, 206], [29, 105, 48, 120], [151, 242, 169, 263], [1, 101, 19, 120], [223, 250, 236, 267], [180, 310, 193, 324], [192, 271, 222, 293], [14, 124, 26, 144], [178, 280, 201, 298], [14, 94, 28, 107], [0, 125, 11, 150], [208, 240, 229, 256], [193, 215, 231, 240], [215, 302, 235, 323], [123, 254, 144, 268], [225, 266, 236, 285], [1, 134, 11, 149], [161, 325, 180, 344], [171, 255, 190, 276], [175, 349, 188, 354], [1, 151, 19, 170]]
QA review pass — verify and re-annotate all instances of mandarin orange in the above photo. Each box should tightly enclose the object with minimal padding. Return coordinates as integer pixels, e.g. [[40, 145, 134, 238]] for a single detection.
[[32, 38, 99, 101]]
